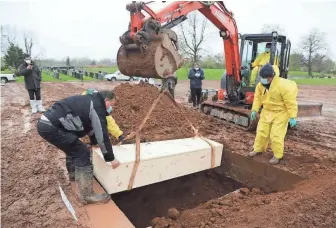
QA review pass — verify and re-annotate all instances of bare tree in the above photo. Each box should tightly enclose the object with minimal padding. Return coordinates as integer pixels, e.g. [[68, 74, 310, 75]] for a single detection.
[[23, 32, 34, 56], [1, 25, 17, 54], [178, 12, 208, 64], [300, 29, 327, 77], [261, 24, 285, 35]]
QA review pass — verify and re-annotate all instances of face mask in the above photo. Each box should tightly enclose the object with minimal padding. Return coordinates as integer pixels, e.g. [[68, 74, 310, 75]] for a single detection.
[[260, 78, 269, 85], [25, 60, 31, 64], [195, 67, 199, 70], [265, 48, 270, 53], [106, 106, 113, 114]]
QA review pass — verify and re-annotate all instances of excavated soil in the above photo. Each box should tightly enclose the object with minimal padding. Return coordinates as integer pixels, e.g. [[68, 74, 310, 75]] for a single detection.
[[112, 169, 243, 228], [112, 83, 195, 143], [153, 172, 336, 228], [2, 81, 336, 228]]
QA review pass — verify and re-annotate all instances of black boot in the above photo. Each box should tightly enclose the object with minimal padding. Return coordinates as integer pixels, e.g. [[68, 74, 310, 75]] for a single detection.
[[66, 155, 75, 181], [75, 165, 110, 205]]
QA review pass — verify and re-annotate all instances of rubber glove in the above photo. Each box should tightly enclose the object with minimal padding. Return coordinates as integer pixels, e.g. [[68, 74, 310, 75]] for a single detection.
[[251, 111, 257, 121], [289, 118, 297, 127], [118, 135, 125, 142]]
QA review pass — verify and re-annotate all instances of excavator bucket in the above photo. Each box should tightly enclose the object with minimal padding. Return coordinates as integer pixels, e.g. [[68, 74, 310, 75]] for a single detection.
[[117, 32, 184, 79]]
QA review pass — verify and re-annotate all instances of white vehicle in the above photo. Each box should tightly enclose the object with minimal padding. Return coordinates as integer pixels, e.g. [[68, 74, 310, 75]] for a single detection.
[[104, 70, 135, 82], [134, 77, 155, 85], [0, 73, 16, 85]]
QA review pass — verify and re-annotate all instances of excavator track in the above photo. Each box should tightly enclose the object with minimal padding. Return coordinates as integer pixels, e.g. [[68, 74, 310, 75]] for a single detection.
[[201, 101, 258, 131], [201, 101, 324, 131]]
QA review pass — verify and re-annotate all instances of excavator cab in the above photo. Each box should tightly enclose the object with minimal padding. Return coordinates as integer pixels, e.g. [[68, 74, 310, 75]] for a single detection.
[[238, 32, 291, 104], [240, 32, 291, 81]]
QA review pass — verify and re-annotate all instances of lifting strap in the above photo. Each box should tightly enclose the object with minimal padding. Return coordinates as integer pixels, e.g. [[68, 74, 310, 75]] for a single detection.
[[124, 89, 216, 190]]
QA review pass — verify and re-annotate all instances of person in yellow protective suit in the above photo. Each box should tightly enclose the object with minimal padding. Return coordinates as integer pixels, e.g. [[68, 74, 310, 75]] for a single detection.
[[248, 63, 298, 165], [249, 43, 279, 86], [81, 88, 124, 142]]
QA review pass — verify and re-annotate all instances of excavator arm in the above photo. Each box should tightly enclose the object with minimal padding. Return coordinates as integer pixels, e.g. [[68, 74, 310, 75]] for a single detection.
[[117, 1, 241, 100]]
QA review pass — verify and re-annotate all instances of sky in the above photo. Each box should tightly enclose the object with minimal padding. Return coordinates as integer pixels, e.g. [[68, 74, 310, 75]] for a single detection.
[[1, 0, 336, 61]]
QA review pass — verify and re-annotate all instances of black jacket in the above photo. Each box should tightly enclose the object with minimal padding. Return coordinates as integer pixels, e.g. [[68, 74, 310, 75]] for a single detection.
[[18, 62, 41, 90], [188, 68, 205, 89], [44, 92, 115, 161]]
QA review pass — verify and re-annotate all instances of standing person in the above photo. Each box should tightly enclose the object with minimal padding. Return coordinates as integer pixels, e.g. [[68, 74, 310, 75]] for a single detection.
[[37, 90, 120, 205], [19, 55, 45, 114], [248, 63, 298, 165], [188, 63, 204, 109]]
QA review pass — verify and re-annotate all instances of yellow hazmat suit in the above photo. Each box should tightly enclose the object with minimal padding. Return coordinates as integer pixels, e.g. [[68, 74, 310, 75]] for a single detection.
[[252, 75, 298, 159], [250, 52, 279, 86], [81, 89, 123, 139]]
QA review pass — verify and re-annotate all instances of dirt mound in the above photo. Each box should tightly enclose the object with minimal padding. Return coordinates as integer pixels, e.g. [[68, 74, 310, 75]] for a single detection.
[[112, 83, 197, 143], [153, 172, 336, 228]]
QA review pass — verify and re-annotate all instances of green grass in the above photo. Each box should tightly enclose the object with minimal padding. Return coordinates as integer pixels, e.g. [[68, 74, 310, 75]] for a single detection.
[[59, 73, 78, 81], [292, 78, 336, 85], [1, 69, 13, 74], [52, 66, 336, 86], [15, 72, 59, 83], [15, 72, 97, 83], [83, 76, 97, 81], [84, 67, 118, 73], [176, 68, 225, 80], [57, 73, 97, 81], [84, 67, 334, 80]]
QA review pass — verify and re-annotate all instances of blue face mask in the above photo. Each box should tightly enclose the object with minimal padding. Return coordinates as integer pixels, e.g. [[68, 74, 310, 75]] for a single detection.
[[265, 48, 270, 53], [260, 78, 269, 85], [106, 106, 113, 114]]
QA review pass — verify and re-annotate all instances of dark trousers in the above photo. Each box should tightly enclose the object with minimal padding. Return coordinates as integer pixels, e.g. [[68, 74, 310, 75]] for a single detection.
[[28, 88, 41, 100], [37, 121, 90, 168], [161, 78, 176, 98], [191, 88, 202, 107]]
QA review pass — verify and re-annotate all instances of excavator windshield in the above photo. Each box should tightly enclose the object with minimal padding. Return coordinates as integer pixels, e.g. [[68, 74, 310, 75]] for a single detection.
[[239, 33, 290, 86]]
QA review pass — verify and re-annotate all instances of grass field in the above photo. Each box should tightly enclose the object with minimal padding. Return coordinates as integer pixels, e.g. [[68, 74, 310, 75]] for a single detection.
[[83, 67, 117, 73], [7, 67, 336, 86], [15, 72, 96, 83], [84, 66, 335, 80], [0, 69, 12, 74], [292, 78, 336, 85]]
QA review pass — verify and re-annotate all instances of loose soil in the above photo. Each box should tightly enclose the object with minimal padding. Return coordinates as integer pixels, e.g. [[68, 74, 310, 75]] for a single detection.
[[1, 81, 336, 228], [112, 169, 243, 228], [153, 172, 336, 228], [112, 83, 195, 143]]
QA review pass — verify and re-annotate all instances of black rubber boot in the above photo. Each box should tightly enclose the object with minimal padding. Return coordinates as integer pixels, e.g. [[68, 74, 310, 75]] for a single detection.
[[65, 155, 75, 181], [75, 165, 110, 205]]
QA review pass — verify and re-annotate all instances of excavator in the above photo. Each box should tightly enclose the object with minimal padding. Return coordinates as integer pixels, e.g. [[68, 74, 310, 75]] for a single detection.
[[117, 1, 323, 130]]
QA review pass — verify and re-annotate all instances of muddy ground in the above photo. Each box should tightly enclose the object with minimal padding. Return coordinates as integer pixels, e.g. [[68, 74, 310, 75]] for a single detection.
[[1, 80, 336, 228]]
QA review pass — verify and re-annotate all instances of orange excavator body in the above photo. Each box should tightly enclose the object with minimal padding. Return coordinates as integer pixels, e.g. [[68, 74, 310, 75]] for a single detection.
[[117, 1, 323, 130]]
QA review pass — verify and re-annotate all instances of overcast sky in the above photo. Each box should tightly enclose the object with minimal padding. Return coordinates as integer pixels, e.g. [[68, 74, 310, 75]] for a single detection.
[[1, 0, 335, 61]]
